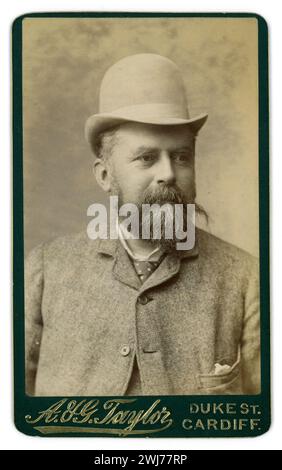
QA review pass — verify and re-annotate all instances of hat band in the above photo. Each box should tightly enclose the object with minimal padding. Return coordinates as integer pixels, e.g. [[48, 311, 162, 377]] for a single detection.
[[101, 102, 190, 120]]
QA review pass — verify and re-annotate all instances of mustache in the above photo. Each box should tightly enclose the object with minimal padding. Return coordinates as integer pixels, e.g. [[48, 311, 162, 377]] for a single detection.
[[138, 183, 209, 224], [110, 176, 209, 223], [140, 184, 194, 206]]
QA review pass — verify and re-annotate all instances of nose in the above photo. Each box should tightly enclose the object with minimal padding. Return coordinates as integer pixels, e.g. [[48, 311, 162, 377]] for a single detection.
[[155, 151, 176, 185]]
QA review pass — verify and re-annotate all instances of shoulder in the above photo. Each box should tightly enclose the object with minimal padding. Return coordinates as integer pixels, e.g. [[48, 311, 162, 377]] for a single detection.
[[45, 230, 95, 256], [196, 228, 258, 276], [26, 231, 101, 264]]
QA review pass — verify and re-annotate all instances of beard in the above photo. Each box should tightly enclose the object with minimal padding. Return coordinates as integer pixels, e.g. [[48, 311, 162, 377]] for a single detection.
[[110, 173, 200, 253], [137, 183, 195, 252], [138, 183, 194, 252]]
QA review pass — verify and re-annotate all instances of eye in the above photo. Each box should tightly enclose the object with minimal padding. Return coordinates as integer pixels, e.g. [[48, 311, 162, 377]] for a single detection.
[[172, 152, 192, 163], [138, 153, 157, 163]]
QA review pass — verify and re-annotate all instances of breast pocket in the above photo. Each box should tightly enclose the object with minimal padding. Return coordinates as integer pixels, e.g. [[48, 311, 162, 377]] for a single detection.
[[196, 349, 243, 395]]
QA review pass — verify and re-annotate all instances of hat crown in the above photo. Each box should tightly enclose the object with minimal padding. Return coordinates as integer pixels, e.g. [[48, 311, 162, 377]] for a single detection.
[[99, 53, 188, 117], [85, 54, 208, 149]]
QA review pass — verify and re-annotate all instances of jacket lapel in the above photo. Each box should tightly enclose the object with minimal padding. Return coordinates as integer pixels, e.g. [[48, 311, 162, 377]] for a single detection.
[[139, 241, 199, 292], [97, 230, 199, 292], [98, 238, 141, 290]]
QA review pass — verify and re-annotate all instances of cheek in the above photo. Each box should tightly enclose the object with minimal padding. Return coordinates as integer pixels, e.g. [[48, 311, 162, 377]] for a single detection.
[[176, 167, 195, 188], [126, 179, 150, 200], [112, 167, 150, 200]]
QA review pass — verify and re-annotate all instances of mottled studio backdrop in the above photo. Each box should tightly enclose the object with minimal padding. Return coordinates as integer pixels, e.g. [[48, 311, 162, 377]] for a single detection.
[[23, 17, 259, 256]]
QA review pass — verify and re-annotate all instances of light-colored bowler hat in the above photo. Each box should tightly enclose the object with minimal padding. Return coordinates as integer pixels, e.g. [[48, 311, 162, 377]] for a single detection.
[[85, 53, 208, 149]]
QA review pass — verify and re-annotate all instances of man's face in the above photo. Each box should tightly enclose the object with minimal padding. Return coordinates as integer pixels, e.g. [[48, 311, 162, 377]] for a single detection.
[[107, 122, 196, 206]]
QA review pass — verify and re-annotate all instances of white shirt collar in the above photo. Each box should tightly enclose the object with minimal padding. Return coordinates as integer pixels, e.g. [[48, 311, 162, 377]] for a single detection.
[[116, 219, 163, 262]]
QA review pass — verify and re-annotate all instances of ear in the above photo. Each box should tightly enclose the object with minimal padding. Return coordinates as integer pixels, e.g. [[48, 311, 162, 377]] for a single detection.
[[93, 158, 112, 193]]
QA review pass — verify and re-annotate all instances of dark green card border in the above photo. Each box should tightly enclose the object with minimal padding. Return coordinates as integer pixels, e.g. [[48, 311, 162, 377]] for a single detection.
[[13, 12, 270, 438]]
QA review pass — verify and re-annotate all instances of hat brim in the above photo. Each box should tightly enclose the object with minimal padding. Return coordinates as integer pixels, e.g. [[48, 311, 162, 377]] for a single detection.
[[85, 112, 208, 152]]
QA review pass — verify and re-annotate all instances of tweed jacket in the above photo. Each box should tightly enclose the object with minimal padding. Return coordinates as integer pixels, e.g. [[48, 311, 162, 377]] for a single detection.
[[25, 228, 260, 396]]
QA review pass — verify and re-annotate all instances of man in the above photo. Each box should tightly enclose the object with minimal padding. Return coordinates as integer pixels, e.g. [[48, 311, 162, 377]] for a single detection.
[[25, 53, 260, 396]]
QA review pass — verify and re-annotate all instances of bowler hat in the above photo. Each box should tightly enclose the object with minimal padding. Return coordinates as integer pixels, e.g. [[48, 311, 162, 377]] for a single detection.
[[85, 53, 208, 150]]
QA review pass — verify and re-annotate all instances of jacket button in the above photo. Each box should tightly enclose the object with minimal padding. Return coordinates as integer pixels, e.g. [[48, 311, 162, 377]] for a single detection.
[[120, 345, 131, 356], [138, 294, 149, 305]]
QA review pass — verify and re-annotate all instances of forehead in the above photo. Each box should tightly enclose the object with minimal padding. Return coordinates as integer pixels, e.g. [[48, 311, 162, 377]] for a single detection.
[[115, 122, 195, 151]]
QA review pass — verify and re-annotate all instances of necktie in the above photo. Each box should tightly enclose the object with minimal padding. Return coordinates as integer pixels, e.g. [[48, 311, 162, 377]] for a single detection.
[[133, 258, 163, 283]]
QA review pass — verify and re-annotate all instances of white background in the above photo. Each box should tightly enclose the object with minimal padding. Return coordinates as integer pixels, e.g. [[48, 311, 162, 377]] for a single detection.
[[0, 0, 280, 451]]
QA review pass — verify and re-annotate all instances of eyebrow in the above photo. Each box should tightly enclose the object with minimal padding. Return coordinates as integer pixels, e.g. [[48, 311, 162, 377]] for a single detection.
[[170, 146, 194, 153], [132, 145, 194, 157], [132, 146, 158, 157]]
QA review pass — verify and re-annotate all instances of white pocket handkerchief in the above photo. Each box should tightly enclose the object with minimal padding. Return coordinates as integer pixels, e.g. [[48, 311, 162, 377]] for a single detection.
[[214, 363, 232, 375]]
